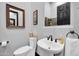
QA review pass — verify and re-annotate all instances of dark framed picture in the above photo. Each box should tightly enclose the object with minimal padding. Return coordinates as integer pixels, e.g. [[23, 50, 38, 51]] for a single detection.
[[33, 10, 38, 25]]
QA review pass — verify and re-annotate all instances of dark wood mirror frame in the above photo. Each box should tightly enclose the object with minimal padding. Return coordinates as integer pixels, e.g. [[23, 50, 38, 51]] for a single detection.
[[6, 4, 25, 28]]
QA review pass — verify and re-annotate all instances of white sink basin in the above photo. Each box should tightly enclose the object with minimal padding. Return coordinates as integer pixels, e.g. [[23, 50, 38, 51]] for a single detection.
[[37, 38, 64, 54]]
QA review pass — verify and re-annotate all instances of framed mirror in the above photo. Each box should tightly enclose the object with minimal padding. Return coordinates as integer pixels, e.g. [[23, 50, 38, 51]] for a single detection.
[[44, 2, 70, 27], [6, 4, 25, 28]]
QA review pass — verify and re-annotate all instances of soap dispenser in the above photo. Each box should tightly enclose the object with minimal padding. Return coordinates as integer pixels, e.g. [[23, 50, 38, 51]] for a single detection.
[[59, 37, 64, 44]]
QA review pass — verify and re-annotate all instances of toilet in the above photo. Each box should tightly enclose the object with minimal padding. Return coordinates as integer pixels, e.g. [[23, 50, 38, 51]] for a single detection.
[[13, 37, 37, 56]]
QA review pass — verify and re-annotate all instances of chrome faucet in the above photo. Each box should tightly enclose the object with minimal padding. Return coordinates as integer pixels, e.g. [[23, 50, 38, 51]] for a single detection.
[[47, 35, 53, 41]]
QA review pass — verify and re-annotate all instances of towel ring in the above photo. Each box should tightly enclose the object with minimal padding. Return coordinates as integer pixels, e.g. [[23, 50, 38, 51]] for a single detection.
[[66, 30, 79, 39]]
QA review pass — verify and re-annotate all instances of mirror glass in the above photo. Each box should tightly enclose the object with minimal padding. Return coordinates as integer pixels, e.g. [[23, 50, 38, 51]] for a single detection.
[[9, 10, 18, 26], [44, 2, 70, 26], [6, 4, 25, 28]]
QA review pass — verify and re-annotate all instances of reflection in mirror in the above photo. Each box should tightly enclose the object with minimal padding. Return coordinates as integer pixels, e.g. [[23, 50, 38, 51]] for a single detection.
[[9, 10, 18, 26], [45, 17, 57, 26], [6, 4, 25, 28], [44, 2, 70, 26]]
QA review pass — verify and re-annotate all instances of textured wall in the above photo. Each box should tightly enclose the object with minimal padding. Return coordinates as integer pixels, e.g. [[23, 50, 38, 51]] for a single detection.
[[0, 2, 78, 56], [0, 2, 32, 56]]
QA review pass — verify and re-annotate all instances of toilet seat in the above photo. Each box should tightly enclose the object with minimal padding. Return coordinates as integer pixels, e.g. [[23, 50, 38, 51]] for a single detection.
[[13, 46, 32, 55], [13, 37, 37, 56]]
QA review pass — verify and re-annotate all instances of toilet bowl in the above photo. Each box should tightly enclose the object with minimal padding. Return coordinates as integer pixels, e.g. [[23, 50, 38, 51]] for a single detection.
[[13, 37, 37, 56]]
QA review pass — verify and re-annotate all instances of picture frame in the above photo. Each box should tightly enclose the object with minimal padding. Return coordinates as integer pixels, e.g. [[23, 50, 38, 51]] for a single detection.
[[33, 10, 38, 25]]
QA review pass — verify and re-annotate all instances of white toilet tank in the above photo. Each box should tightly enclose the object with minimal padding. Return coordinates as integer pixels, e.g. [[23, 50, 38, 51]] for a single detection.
[[13, 37, 37, 56], [29, 37, 37, 49]]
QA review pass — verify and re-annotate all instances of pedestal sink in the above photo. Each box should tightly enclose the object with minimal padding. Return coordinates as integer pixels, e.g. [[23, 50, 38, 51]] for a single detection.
[[37, 38, 64, 55]]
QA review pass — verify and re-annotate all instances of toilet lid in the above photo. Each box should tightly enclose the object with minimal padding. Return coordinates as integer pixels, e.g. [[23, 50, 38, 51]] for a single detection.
[[14, 46, 32, 55]]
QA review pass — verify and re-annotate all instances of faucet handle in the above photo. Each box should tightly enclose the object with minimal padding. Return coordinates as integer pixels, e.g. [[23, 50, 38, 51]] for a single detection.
[[55, 38, 59, 43]]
